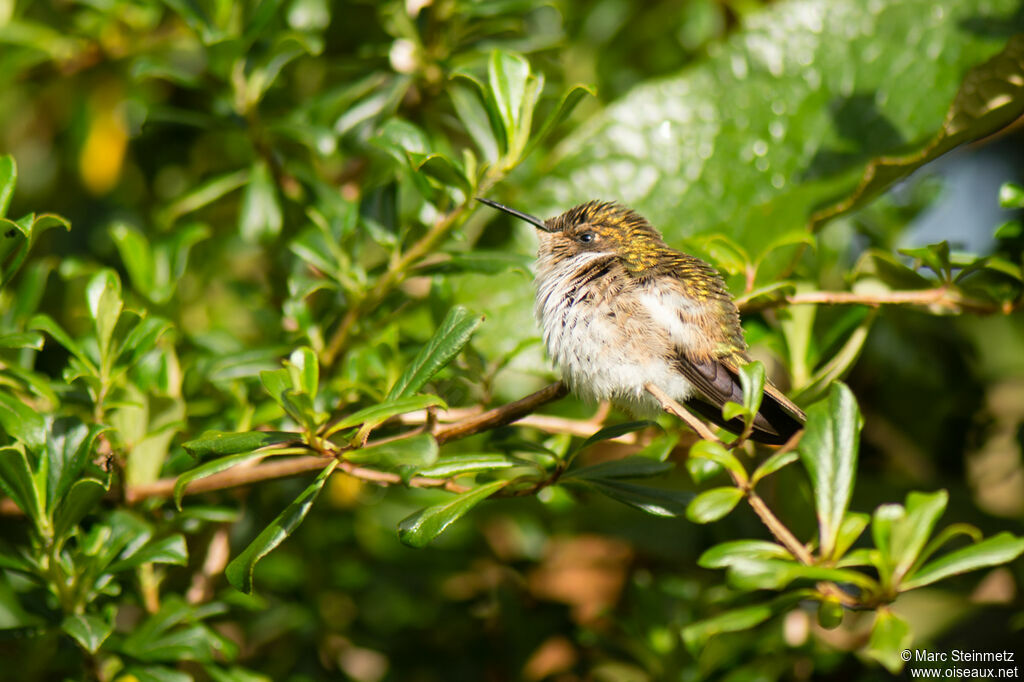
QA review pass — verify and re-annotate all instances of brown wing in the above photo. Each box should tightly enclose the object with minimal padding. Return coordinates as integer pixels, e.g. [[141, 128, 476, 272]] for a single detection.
[[672, 353, 805, 445]]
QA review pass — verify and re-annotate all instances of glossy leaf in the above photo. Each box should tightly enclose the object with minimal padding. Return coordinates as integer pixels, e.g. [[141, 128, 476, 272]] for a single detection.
[[577, 479, 693, 518], [564, 456, 674, 481], [86, 269, 123, 362], [174, 450, 271, 510], [0, 392, 47, 450], [688, 439, 746, 483], [738, 360, 765, 421], [0, 445, 44, 527], [398, 479, 509, 548], [344, 434, 438, 475], [901, 532, 1024, 591], [226, 460, 338, 594], [386, 306, 483, 400], [698, 540, 793, 569], [0, 155, 14, 217], [109, 534, 188, 572], [798, 382, 860, 559], [540, 0, 1022, 261], [0, 332, 44, 350], [182, 431, 298, 459], [866, 609, 912, 674], [239, 161, 283, 242], [488, 50, 531, 149], [61, 613, 113, 654], [751, 449, 799, 485], [575, 421, 657, 453], [686, 487, 744, 524], [415, 454, 515, 478], [53, 477, 109, 542]]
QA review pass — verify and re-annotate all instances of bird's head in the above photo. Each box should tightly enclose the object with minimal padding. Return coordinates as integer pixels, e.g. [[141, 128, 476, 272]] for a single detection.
[[477, 198, 668, 273]]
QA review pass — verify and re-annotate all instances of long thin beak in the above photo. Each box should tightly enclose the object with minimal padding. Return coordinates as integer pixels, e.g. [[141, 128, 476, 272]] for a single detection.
[[476, 197, 552, 232]]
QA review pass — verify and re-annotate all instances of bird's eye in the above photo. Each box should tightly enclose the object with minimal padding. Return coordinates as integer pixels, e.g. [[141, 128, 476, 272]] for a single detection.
[[578, 231, 595, 243]]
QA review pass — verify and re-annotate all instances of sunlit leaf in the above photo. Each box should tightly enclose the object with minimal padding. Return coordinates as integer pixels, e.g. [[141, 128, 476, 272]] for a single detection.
[[798, 382, 860, 559], [226, 461, 338, 594], [398, 479, 509, 548]]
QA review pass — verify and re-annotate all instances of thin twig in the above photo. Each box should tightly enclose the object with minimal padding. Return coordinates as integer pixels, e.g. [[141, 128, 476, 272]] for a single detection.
[[645, 383, 721, 442], [102, 382, 570, 506], [434, 382, 568, 444], [746, 492, 813, 564], [739, 286, 1015, 315]]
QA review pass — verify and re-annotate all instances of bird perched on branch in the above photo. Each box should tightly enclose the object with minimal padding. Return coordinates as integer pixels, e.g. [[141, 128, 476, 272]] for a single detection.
[[477, 197, 805, 445]]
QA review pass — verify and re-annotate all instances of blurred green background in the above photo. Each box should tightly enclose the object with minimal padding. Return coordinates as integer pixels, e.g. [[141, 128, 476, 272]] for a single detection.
[[1, 0, 1023, 680]]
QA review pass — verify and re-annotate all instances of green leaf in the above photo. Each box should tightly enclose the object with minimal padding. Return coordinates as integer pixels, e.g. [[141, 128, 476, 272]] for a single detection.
[[681, 592, 809, 655], [61, 613, 113, 654], [998, 181, 1024, 209], [160, 168, 249, 227], [833, 512, 870, 561], [576, 479, 692, 518], [909, 523, 983, 575], [286, 347, 318, 399], [686, 456, 724, 485], [539, 0, 1023, 262], [415, 454, 515, 478], [1, 213, 70, 287], [901, 532, 1024, 591], [890, 490, 949, 584], [239, 160, 283, 242], [174, 451, 271, 510], [449, 83, 499, 163], [688, 439, 746, 483], [0, 446, 44, 526], [813, 34, 1024, 229], [109, 222, 155, 299], [117, 316, 173, 366], [30, 313, 97, 374], [682, 603, 773, 654], [182, 431, 298, 459], [327, 395, 445, 437], [751, 449, 799, 485], [0, 332, 44, 350], [0, 391, 47, 450], [53, 477, 109, 542], [109, 534, 188, 572], [488, 50, 531, 150], [577, 421, 658, 452], [738, 360, 765, 421], [386, 306, 483, 400], [791, 311, 874, 404], [398, 479, 509, 548], [698, 540, 793, 569], [686, 487, 744, 524], [344, 434, 438, 476], [0, 155, 15, 218], [564, 456, 674, 481], [899, 241, 952, 281], [866, 609, 912, 674], [724, 557, 877, 592], [47, 422, 107, 510], [86, 269, 123, 362], [798, 382, 861, 559], [226, 460, 338, 594], [523, 83, 596, 158]]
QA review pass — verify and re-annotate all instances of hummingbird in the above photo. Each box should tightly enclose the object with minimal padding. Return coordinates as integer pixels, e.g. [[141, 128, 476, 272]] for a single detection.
[[477, 197, 805, 445]]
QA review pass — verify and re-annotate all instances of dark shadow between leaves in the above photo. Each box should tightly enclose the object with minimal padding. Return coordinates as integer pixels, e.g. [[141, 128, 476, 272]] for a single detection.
[[802, 93, 907, 182]]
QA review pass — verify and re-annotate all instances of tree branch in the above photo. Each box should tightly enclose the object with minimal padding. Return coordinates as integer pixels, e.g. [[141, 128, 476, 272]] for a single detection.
[[83, 382, 569, 508], [739, 286, 1015, 315]]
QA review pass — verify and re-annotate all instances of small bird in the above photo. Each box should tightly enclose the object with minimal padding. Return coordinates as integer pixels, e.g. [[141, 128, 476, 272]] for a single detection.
[[477, 197, 805, 444]]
